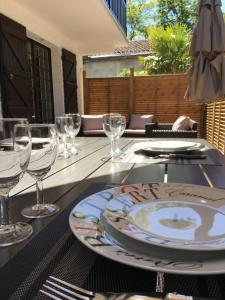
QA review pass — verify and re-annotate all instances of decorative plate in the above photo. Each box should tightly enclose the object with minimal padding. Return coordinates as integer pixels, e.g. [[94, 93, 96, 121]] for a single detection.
[[69, 182, 225, 275], [104, 194, 225, 251]]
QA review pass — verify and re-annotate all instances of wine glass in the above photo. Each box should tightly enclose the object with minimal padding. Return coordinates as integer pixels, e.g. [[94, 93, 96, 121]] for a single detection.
[[21, 124, 60, 218], [115, 115, 126, 155], [64, 113, 81, 155], [55, 116, 73, 159], [103, 114, 122, 158], [0, 118, 32, 246]]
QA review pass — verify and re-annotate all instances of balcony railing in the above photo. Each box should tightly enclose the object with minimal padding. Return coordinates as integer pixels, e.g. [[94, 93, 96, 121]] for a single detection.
[[104, 0, 127, 35]]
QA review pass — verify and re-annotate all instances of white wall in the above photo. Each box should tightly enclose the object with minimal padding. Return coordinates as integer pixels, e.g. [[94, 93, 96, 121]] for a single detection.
[[0, 1, 81, 116], [0, 0, 75, 52], [0, 0, 128, 114], [84, 57, 146, 78], [27, 31, 65, 118], [4, 0, 127, 54]]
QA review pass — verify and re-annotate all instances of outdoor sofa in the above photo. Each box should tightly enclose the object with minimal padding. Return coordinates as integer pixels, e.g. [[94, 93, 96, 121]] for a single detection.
[[145, 116, 198, 138], [78, 114, 155, 138]]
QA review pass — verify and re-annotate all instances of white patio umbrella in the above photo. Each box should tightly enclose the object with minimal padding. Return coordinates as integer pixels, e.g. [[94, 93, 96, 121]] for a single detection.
[[185, 0, 225, 101]]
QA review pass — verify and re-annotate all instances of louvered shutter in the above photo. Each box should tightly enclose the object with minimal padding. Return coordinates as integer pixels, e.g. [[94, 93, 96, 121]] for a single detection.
[[0, 14, 33, 121], [62, 49, 78, 113]]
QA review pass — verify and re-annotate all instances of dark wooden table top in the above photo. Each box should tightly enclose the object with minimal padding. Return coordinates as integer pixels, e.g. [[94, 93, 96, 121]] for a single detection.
[[1, 137, 225, 299]]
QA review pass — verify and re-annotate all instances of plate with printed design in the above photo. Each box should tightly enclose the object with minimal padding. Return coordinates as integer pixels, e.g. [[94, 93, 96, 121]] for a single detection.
[[69, 182, 225, 275], [104, 191, 225, 251]]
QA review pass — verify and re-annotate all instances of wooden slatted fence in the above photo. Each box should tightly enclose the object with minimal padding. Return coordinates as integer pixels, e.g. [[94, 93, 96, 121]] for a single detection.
[[83, 72, 203, 136], [206, 101, 225, 154]]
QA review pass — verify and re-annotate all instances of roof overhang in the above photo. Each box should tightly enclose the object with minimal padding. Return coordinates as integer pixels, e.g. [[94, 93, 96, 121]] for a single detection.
[[1, 0, 128, 54], [84, 52, 151, 62]]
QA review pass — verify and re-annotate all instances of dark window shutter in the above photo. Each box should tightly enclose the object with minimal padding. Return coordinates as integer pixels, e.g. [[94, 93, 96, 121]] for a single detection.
[[62, 49, 78, 113], [28, 39, 54, 123], [0, 14, 33, 121]]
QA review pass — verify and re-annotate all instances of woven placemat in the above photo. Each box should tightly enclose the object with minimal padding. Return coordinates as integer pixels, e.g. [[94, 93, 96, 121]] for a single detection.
[[1, 183, 225, 300]]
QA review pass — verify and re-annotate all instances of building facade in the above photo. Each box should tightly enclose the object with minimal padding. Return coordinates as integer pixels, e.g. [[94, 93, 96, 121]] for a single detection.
[[0, 0, 127, 121]]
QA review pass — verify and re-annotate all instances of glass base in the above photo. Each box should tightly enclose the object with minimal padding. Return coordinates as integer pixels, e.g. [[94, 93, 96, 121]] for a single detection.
[[101, 151, 122, 161], [115, 150, 126, 158], [111, 151, 123, 159], [22, 203, 60, 218], [0, 222, 33, 247], [57, 152, 71, 159], [70, 146, 78, 155]]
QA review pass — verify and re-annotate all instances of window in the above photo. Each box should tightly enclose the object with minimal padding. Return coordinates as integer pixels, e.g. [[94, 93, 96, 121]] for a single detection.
[[27, 39, 54, 123]]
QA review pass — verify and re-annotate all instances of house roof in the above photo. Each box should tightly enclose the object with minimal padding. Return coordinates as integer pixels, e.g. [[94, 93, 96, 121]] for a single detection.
[[83, 40, 150, 61], [114, 40, 150, 54]]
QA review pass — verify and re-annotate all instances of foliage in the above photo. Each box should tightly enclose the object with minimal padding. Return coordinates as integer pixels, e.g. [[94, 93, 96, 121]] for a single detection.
[[127, 0, 155, 40], [155, 0, 197, 30], [127, 0, 197, 40], [142, 24, 191, 75], [118, 69, 131, 77], [126, 1, 196, 75], [134, 70, 148, 76], [118, 68, 148, 77]]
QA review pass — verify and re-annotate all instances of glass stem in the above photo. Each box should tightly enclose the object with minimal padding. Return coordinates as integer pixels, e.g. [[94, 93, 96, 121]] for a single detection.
[[71, 135, 76, 154], [110, 138, 116, 157], [72, 136, 75, 149], [64, 139, 67, 156], [63, 138, 68, 157], [0, 195, 9, 225], [115, 137, 120, 153], [36, 180, 44, 206]]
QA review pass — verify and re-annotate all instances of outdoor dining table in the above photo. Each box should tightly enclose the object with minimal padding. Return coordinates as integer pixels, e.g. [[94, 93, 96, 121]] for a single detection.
[[1, 137, 225, 300]]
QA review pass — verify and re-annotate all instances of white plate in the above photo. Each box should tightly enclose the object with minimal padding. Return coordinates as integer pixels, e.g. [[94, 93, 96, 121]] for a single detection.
[[105, 196, 225, 251], [144, 141, 197, 151], [69, 182, 225, 275], [134, 141, 202, 153]]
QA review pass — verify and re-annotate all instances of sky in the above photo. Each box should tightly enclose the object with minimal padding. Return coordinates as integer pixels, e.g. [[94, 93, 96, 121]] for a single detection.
[[222, 0, 225, 12]]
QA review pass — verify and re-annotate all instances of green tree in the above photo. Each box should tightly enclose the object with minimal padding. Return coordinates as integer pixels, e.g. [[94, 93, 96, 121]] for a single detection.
[[155, 0, 197, 30], [142, 24, 191, 75], [118, 68, 130, 77], [127, 0, 155, 40], [118, 68, 147, 77], [127, 0, 197, 40]]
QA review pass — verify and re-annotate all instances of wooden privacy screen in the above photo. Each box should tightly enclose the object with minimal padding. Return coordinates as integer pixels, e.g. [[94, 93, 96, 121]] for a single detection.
[[206, 101, 225, 154], [83, 76, 130, 119], [83, 72, 203, 135]]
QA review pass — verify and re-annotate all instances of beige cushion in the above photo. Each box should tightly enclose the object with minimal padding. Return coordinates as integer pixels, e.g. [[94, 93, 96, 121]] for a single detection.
[[129, 114, 154, 129], [83, 129, 104, 136], [82, 115, 103, 131], [172, 116, 190, 131], [124, 129, 145, 136]]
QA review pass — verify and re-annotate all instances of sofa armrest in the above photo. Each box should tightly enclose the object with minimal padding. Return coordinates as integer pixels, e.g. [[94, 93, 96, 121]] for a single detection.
[[77, 124, 83, 136], [157, 123, 173, 130], [149, 130, 197, 138], [145, 122, 157, 135], [189, 119, 198, 130]]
